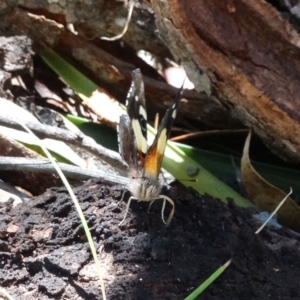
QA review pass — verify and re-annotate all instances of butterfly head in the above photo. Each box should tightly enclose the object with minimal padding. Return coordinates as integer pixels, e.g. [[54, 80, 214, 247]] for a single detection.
[[127, 170, 161, 201]]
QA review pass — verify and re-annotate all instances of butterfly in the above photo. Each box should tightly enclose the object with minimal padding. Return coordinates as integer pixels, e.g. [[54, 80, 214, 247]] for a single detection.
[[118, 69, 183, 225]]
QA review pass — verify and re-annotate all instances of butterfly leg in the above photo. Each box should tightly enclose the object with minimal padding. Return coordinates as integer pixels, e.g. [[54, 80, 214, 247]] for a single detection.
[[119, 196, 135, 226], [160, 195, 175, 226], [148, 199, 155, 213], [118, 188, 128, 207], [148, 199, 165, 221], [161, 198, 167, 224], [147, 197, 175, 225]]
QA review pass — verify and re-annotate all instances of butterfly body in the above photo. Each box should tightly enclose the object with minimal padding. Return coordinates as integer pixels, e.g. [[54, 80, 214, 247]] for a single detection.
[[127, 172, 161, 201], [118, 68, 182, 225]]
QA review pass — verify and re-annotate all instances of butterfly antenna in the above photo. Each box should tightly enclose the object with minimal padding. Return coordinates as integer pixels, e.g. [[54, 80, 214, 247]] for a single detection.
[[179, 76, 186, 97]]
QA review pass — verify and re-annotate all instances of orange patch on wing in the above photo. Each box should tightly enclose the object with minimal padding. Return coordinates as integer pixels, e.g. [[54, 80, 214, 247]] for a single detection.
[[144, 149, 162, 178], [144, 128, 168, 178], [144, 142, 164, 178]]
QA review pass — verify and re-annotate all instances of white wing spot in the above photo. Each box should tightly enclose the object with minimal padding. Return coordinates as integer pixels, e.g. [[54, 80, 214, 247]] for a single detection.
[[128, 85, 134, 95], [157, 128, 167, 154], [135, 95, 139, 101], [172, 109, 177, 119], [132, 119, 148, 154], [139, 106, 147, 120]]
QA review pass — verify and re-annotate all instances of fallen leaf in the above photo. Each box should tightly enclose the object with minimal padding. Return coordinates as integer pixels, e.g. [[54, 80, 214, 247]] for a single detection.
[[241, 130, 300, 233]]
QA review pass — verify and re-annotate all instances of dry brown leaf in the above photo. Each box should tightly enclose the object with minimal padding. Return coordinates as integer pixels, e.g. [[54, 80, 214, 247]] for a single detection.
[[241, 130, 300, 233]]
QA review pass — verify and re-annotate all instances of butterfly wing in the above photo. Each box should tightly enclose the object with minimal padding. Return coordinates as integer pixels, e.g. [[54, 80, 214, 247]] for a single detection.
[[118, 114, 138, 168], [144, 84, 184, 179], [126, 69, 148, 167]]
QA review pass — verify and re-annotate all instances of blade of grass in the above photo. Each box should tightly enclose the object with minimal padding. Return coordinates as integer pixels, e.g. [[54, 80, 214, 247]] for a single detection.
[[255, 188, 293, 234], [14, 118, 106, 300], [184, 259, 232, 300], [0, 287, 14, 300]]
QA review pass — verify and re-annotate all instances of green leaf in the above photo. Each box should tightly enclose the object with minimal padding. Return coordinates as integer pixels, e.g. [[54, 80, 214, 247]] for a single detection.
[[179, 143, 300, 199], [40, 48, 251, 207], [147, 128, 251, 207], [67, 115, 118, 151], [40, 47, 97, 97]]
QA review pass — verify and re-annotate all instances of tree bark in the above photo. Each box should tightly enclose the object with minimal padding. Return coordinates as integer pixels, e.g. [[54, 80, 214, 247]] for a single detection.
[[151, 0, 300, 163], [2, 1, 300, 163]]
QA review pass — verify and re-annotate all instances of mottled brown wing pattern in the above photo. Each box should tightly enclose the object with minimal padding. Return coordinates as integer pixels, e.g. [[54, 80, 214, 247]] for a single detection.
[[118, 114, 137, 169], [125, 69, 148, 167]]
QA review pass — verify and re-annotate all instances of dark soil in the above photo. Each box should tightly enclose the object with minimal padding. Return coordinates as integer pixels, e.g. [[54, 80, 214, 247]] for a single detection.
[[1, 179, 300, 300]]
